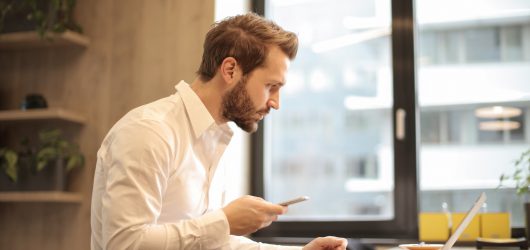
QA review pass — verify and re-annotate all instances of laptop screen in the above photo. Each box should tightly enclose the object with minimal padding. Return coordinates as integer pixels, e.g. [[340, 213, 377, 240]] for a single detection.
[[441, 192, 487, 250], [399, 192, 487, 250]]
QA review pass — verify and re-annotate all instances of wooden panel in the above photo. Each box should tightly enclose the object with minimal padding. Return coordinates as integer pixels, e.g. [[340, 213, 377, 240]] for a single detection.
[[0, 191, 82, 203], [0, 203, 79, 249], [0, 30, 90, 50], [0, 0, 215, 249]]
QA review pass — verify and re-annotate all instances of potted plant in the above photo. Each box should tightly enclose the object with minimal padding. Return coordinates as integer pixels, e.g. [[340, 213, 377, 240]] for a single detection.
[[499, 149, 530, 239], [0, 128, 84, 191], [500, 149, 530, 196], [0, 0, 83, 38]]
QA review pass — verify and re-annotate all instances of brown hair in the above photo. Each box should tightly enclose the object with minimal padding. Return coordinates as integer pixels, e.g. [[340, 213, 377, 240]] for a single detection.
[[197, 12, 298, 81]]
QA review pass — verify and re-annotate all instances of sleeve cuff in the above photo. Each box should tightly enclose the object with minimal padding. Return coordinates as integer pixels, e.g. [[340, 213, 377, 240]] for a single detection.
[[196, 209, 231, 249]]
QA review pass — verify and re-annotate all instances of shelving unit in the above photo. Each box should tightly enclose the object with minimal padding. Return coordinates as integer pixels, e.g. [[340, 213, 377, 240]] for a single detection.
[[0, 30, 90, 49], [0, 108, 86, 124], [0, 108, 86, 201], [0, 12, 91, 248], [0, 43, 87, 200], [0, 191, 82, 203]]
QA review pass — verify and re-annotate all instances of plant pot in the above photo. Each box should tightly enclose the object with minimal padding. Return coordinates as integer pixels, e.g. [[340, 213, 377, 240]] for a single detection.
[[526, 203, 530, 243], [0, 156, 66, 191], [1, 1, 58, 34], [0, 170, 19, 191], [1, 3, 40, 33]]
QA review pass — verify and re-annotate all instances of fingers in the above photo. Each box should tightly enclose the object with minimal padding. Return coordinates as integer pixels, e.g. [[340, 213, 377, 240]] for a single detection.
[[250, 196, 287, 215], [224, 195, 289, 235], [258, 211, 280, 228], [335, 237, 348, 249], [261, 219, 273, 228], [321, 237, 347, 250], [268, 203, 288, 215], [255, 203, 284, 231], [305, 236, 348, 250]]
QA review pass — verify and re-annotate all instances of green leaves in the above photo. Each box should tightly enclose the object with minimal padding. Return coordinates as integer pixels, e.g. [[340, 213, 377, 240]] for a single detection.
[[35, 128, 84, 173], [66, 154, 84, 172], [499, 149, 530, 197], [36, 146, 58, 171], [0, 148, 18, 182], [0, 128, 84, 182], [0, 0, 82, 38]]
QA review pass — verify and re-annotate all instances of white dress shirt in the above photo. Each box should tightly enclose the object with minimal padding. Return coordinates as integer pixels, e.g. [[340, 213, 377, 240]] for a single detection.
[[91, 81, 302, 250]]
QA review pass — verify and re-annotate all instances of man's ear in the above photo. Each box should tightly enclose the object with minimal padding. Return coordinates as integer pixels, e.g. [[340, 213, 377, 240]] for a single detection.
[[220, 57, 240, 85]]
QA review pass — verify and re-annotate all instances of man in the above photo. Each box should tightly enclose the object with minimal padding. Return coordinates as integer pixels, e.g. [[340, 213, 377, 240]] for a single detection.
[[91, 12, 348, 250]]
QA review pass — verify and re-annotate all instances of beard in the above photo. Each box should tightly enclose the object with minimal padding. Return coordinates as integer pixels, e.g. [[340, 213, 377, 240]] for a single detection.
[[221, 76, 264, 133]]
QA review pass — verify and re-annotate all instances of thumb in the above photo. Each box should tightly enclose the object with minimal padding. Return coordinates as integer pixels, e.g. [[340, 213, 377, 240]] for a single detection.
[[266, 203, 287, 215]]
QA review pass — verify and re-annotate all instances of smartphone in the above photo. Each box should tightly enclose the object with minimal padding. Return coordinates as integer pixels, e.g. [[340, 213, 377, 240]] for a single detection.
[[278, 196, 309, 206]]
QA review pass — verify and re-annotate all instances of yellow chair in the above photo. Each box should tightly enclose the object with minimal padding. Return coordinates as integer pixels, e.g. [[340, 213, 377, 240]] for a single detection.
[[480, 212, 510, 239], [419, 212, 450, 242], [452, 212, 480, 241]]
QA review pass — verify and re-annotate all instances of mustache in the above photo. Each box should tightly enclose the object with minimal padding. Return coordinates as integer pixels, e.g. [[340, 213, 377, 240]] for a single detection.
[[258, 108, 270, 116]]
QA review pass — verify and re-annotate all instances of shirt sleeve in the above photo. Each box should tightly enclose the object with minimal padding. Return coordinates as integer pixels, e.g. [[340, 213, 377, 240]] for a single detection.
[[229, 236, 304, 250], [100, 120, 231, 250]]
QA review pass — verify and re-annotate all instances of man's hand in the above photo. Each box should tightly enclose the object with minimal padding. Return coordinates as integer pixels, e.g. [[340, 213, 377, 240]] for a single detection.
[[303, 236, 348, 250], [222, 195, 287, 235]]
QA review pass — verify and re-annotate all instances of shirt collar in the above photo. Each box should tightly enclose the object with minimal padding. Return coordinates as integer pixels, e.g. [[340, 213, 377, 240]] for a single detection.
[[175, 80, 233, 139]]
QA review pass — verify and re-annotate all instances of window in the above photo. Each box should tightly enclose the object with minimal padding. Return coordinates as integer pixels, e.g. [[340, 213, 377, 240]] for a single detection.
[[416, 0, 530, 227], [262, 0, 397, 220], [252, 0, 530, 239], [251, 0, 417, 238], [418, 24, 528, 66]]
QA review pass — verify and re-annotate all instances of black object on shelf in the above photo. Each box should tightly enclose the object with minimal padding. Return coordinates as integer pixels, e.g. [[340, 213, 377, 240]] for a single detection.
[[20, 94, 48, 110]]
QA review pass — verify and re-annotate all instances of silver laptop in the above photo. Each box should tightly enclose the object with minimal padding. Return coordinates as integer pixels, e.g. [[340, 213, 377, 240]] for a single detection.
[[400, 192, 487, 250], [442, 192, 487, 250]]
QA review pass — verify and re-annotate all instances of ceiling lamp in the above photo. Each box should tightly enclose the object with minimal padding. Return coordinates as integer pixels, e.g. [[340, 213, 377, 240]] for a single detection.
[[479, 121, 520, 131], [475, 106, 522, 119]]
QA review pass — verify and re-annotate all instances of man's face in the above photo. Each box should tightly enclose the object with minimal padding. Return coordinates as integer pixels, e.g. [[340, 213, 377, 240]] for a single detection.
[[221, 46, 290, 133]]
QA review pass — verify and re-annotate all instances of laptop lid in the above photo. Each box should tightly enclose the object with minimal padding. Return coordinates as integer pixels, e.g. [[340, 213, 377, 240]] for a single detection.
[[441, 192, 487, 250]]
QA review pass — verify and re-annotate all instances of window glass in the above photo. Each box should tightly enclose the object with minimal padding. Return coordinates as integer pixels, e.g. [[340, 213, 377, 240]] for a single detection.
[[465, 27, 500, 62], [264, 0, 394, 220], [503, 26, 523, 61], [416, 0, 530, 226]]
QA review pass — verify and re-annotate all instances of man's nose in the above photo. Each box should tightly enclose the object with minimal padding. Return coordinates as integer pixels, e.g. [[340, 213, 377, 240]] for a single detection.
[[268, 93, 280, 110]]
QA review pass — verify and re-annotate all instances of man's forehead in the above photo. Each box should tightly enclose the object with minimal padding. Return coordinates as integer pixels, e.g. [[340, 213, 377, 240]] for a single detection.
[[252, 62, 287, 82]]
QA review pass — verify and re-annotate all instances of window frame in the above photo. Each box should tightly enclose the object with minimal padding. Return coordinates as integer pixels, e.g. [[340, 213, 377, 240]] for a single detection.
[[250, 0, 420, 239]]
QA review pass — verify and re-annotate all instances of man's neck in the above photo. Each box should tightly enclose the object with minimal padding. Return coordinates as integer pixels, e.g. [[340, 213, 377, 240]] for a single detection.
[[190, 77, 227, 124]]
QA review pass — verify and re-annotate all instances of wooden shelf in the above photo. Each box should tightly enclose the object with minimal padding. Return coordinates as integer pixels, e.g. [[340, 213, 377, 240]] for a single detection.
[[0, 30, 90, 49], [0, 108, 86, 125], [0, 191, 82, 203]]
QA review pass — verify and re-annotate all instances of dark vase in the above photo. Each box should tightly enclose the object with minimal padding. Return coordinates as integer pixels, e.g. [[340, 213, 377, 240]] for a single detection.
[[526, 203, 530, 243], [0, 156, 66, 191], [20, 94, 48, 110]]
